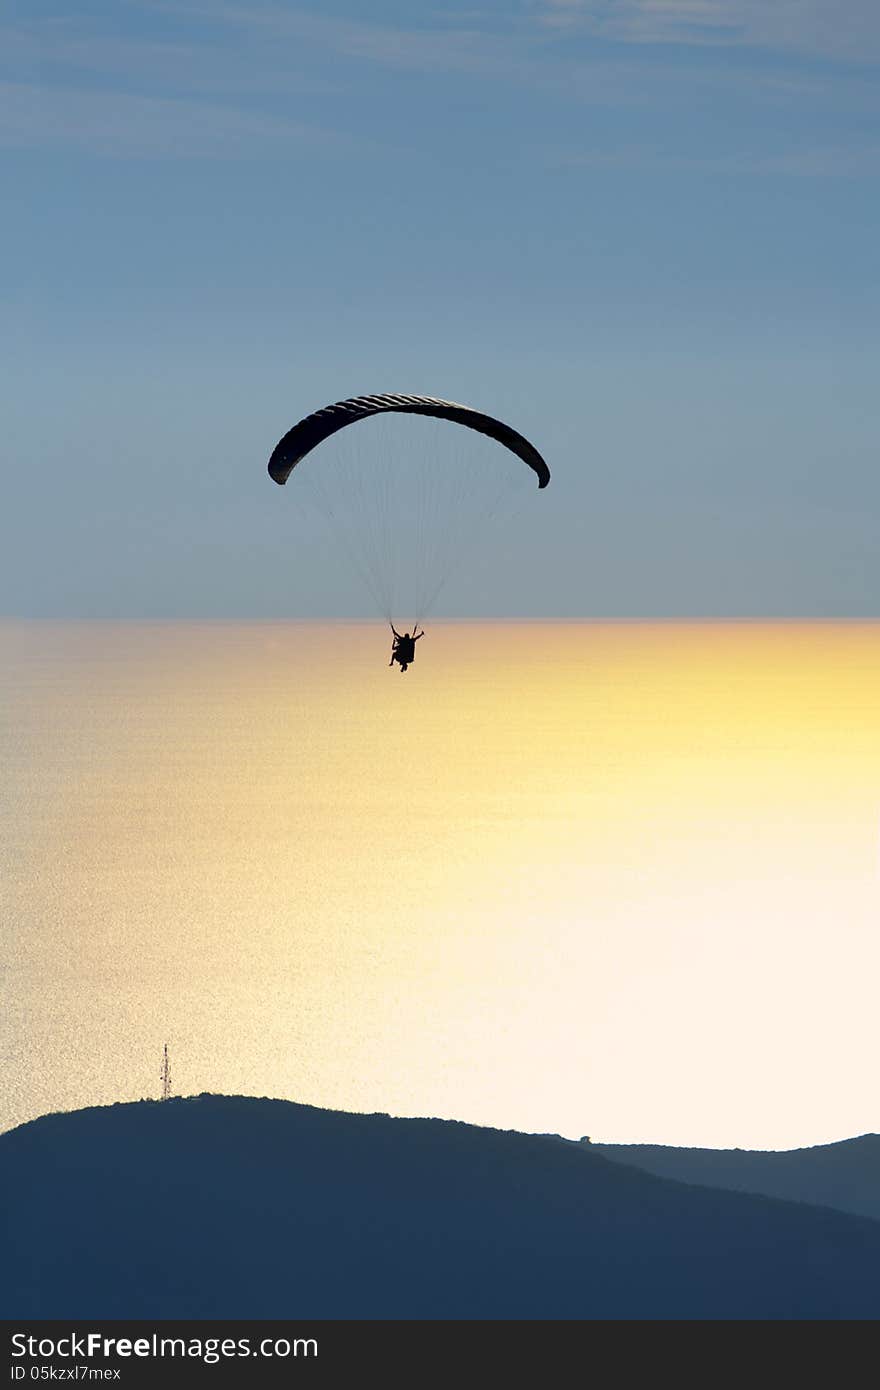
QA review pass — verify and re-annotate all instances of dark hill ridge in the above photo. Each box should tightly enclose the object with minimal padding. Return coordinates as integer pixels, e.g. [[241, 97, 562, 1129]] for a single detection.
[[593, 1136, 880, 1223], [3, 1095, 880, 1319]]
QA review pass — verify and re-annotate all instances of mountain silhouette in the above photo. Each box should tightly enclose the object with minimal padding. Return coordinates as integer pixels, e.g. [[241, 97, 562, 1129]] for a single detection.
[[593, 1136, 880, 1223], [3, 1095, 880, 1319]]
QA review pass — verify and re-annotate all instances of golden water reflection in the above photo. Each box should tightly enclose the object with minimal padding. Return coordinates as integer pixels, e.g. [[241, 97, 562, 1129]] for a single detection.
[[3, 621, 879, 1148]]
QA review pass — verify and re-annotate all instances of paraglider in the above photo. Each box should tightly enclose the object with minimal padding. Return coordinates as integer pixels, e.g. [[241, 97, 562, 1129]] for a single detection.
[[267, 393, 549, 661], [389, 624, 424, 672]]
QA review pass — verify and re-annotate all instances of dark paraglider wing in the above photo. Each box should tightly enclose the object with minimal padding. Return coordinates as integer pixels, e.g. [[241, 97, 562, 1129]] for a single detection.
[[267, 392, 549, 625], [267, 393, 550, 489]]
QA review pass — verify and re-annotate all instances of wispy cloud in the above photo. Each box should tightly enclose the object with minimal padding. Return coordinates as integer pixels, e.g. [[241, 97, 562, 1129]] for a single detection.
[[0, 4, 660, 163], [146, 3, 880, 108], [140, 2, 529, 77], [3, 4, 877, 164], [536, 0, 880, 64], [0, 6, 540, 158], [0, 11, 358, 157], [0, 16, 342, 98], [542, 137, 880, 177], [0, 80, 346, 158]]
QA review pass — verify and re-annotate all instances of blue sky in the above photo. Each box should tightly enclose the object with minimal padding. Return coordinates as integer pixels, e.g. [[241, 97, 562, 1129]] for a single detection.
[[2, 1, 879, 617]]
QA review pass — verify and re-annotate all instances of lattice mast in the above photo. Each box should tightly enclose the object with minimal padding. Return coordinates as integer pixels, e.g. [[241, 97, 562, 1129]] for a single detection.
[[160, 1043, 171, 1101]]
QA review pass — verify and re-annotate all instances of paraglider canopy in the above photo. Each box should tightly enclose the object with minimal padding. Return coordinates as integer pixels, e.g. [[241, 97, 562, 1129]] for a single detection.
[[267, 392, 549, 626], [268, 393, 550, 490]]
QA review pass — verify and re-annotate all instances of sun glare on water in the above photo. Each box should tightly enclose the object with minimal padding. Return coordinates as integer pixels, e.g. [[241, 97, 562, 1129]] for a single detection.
[[3, 620, 879, 1149]]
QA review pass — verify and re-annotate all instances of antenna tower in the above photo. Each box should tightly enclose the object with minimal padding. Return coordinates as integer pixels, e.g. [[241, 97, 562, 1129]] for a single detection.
[[160, 1043, 171, 1101]]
